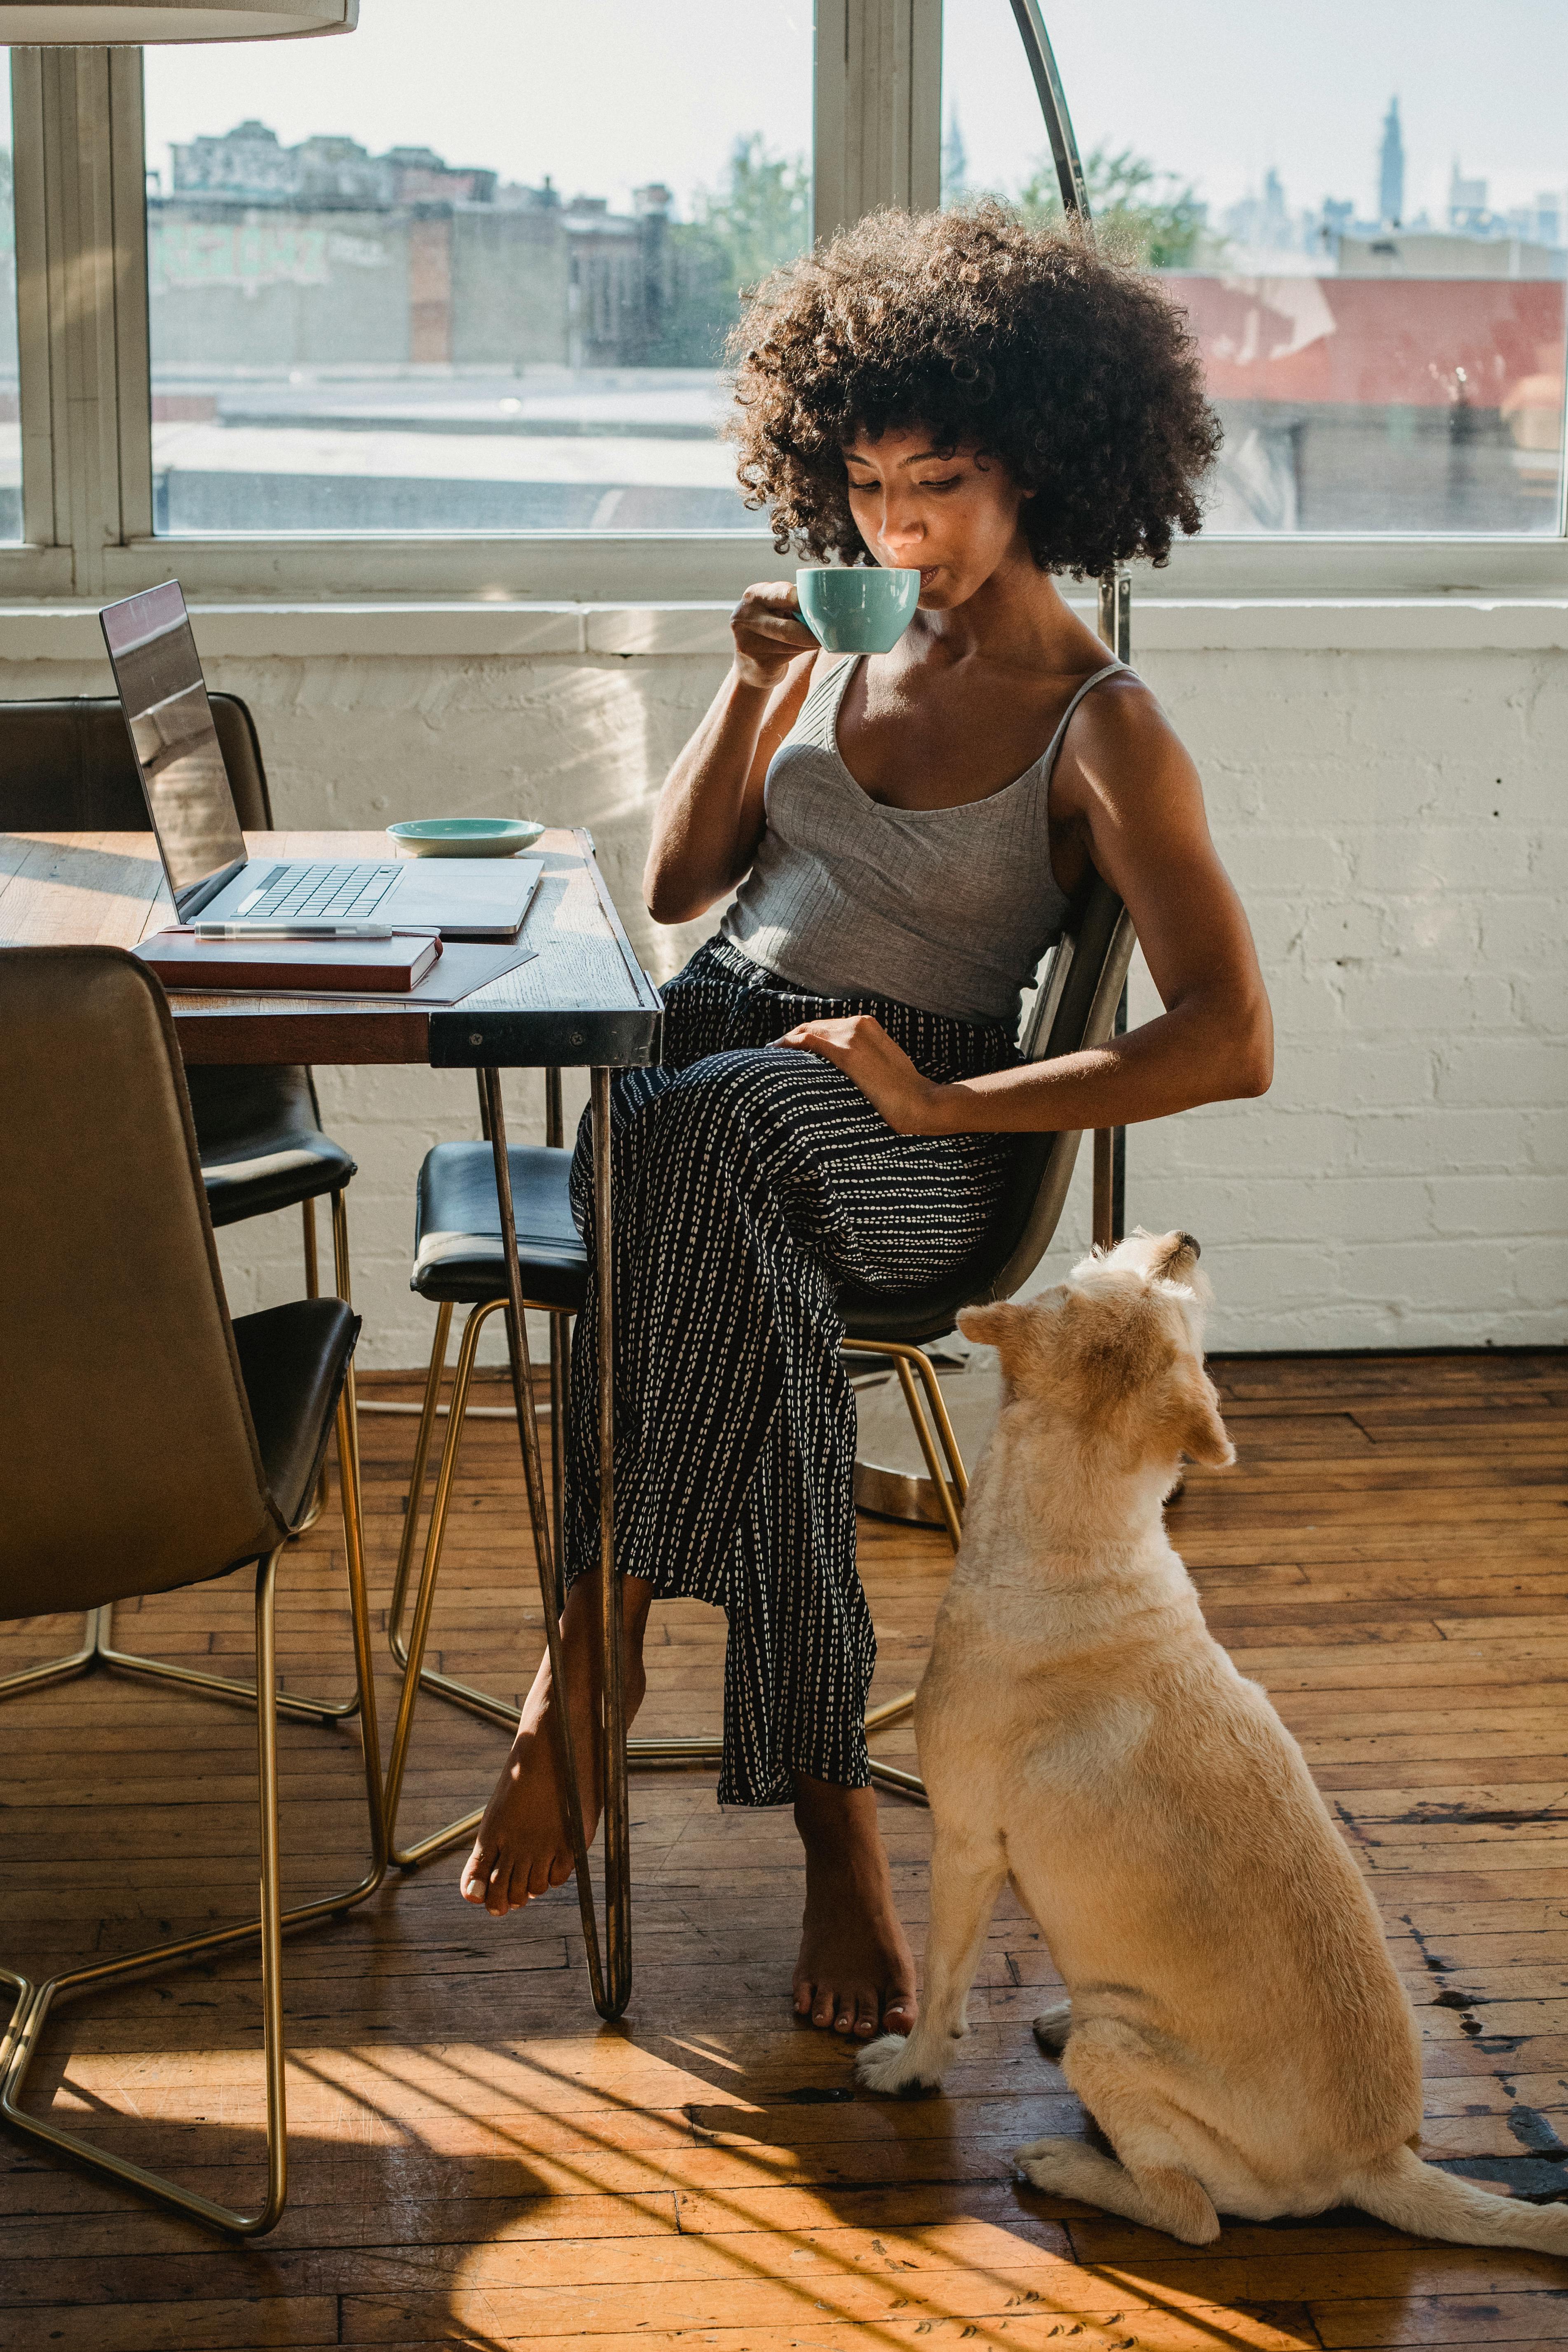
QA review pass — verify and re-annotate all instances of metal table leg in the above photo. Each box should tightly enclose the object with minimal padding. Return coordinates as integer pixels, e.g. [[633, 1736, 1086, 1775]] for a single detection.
[[480, 1065, 630, 2021]]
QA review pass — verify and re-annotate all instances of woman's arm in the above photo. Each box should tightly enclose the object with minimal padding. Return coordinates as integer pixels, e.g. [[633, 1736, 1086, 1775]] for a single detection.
[[777, 681, 1274, 1135], [643, 584, 819, 924]]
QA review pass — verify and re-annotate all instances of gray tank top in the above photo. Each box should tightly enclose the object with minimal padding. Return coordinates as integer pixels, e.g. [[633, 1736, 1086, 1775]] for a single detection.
[[720, 652, 1125, 1029]]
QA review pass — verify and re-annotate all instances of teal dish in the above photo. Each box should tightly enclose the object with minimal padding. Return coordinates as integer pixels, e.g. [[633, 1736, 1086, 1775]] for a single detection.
[[797, 565, 921, 654], [387, 817, 544, 859]]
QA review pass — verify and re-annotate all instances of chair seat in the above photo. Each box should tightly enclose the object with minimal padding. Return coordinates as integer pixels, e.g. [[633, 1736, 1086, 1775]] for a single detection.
[[188, 1064, 357, 1227], [411, 1139, 991, 1345], [232, 1297, 360, 1533], [413, 1142, 587, 1310]]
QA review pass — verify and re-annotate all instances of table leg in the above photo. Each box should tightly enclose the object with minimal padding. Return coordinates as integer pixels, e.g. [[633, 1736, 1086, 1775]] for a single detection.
[[591, 1067, 631, 2017], [479, 1067, 628, 2021], [545, 1067, 569, 1613]]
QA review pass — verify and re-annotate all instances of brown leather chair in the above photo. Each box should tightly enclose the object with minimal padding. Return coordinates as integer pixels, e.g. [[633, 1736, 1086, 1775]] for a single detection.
[[0, 692, 359, 1709], [0, 945, 385, 2237]]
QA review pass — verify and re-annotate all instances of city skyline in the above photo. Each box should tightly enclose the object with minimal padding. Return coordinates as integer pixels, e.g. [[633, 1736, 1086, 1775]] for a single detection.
[[943, 0, 1568, 225]]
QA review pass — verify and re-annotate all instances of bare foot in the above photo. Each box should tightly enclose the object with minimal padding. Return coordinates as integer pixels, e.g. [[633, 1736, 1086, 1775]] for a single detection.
[[460, 1571, 651, 1917], [792, 1777, 917, 2040]]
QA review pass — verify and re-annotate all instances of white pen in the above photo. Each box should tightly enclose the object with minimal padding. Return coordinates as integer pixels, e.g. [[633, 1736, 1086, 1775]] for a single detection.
[[191, 921, 396, 940]]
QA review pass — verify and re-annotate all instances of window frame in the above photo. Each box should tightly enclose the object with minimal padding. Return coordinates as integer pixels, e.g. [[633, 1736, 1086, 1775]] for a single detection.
[[3, 3, 1566, 607]]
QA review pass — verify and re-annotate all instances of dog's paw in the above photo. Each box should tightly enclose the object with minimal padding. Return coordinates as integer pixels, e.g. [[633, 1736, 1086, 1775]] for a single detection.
[[1014, 2135, 1082, 2191], [855, 2032, 943, 2098], [1032, 2000, 1072, 2057]]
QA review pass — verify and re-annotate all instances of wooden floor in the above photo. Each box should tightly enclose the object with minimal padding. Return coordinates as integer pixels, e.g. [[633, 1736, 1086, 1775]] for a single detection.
[[1, 1349, 1564, 2350]]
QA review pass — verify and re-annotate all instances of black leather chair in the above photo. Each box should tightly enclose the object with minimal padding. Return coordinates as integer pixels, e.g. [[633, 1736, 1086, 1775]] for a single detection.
[[0, 694, 360, 1711], [0, 692, 357, 1300], [0, 945, 385, 2237], [376, 876, 1135, 1851]]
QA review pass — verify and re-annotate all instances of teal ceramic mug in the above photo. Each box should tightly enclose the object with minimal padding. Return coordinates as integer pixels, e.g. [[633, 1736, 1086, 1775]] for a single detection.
[[796, 565, 921, 654]]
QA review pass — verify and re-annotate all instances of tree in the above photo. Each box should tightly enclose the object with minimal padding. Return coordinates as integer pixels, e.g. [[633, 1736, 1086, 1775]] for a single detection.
[[1012, 142, 1207, 270], [652, 135, 811, 367], [692, 133, 811, 295]]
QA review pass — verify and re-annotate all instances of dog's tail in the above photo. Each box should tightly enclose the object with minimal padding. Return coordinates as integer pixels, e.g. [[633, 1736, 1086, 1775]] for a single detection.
[[1345, 2146, 1568, 2252]]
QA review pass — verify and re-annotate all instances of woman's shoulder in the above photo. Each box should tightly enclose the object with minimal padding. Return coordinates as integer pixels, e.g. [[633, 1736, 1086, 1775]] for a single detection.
[[1067, 664, 1180, 757], [1052, 664, 1199, 817]]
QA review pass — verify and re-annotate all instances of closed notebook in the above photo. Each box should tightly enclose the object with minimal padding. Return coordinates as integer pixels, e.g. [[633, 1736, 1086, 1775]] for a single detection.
[[136, 927, 443, 993]]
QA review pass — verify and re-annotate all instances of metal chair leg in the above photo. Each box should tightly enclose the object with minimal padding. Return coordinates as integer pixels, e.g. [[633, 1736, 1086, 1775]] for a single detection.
[[384, 1299, 515, 1867], [296, 1197, 327, 1532], [386, 1300, 455, 1675], [0, 1409, 387, 2237], [840, 1338, 971, 1803], [0, 1604, 108, 1702]]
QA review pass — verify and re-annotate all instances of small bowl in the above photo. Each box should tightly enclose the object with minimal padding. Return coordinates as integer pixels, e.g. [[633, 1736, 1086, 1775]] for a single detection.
[[387, 817, 544, 859]]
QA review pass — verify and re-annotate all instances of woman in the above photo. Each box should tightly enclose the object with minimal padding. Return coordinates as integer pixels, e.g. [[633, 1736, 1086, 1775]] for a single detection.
[[460, 205, 1273, 2042]]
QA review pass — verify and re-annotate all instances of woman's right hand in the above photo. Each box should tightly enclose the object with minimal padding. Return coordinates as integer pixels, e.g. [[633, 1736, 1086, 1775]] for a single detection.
[[731, 582, 818, 689]]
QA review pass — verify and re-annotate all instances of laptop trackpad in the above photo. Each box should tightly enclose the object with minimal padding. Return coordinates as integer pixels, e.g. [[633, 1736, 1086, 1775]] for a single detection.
[[393, 857, 539, 938]]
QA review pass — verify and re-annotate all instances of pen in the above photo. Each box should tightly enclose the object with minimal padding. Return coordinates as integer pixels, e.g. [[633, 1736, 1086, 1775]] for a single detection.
[[191, 921, 397, 940]]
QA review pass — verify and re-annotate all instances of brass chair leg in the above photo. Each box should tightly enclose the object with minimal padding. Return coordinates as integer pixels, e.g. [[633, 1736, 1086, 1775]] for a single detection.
[[840, 1338, 971, 1803], [0, 1603, 108, 1702], [387, 1298, 455, 1674], [296, 1197, 326, 1531], [0, 1386, 386, 2237]]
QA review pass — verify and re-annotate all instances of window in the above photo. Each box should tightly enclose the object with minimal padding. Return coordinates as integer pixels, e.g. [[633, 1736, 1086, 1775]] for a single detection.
[[942, 0, 1568, 536], [141, 0, 812, 535], [0, 52, 19, 543]]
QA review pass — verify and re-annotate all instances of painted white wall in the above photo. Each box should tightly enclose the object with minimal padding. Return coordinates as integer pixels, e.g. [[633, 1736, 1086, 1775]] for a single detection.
[[6, 608, 1563, 1361]]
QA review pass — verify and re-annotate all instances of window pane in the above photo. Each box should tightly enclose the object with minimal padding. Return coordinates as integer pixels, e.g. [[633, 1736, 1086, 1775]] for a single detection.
[[143, 0, 811, 535], [0, 54, 18, 542], [942, 0, 1568, 535]]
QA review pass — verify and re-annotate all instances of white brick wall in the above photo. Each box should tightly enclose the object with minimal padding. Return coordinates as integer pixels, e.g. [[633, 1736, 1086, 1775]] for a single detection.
[[5, 625, 1562, 1358]]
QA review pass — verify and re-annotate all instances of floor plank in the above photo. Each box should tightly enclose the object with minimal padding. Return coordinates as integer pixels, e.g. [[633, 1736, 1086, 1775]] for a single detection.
[[1, 1347, 1563, 2352]]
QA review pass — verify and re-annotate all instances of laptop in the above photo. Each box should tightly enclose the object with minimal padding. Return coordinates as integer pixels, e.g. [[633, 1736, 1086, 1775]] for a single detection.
[[100, 581, 542, 940]]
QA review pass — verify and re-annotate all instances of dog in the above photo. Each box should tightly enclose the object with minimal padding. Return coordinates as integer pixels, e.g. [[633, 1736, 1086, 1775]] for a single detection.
[[856, 1230, 1568, 2253]]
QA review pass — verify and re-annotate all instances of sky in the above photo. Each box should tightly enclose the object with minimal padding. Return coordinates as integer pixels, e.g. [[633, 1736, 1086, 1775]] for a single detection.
[[142, 0, 814, 213], [137, 0, 1568, 227], [945, 0, 1568, 223]]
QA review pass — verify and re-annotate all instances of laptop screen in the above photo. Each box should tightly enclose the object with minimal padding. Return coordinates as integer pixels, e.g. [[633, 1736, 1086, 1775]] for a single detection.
[[100, 582, 246, 909]]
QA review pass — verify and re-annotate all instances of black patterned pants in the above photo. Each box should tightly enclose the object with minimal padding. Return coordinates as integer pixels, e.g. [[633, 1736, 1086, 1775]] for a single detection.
[[564, 936, 1021, 1806]]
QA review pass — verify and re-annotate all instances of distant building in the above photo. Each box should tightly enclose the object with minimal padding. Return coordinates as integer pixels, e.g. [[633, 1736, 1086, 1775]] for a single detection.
[[150, 120, 710, 371], [1378, 98, 1404, 226], [171, 120, 497, 211], [1448, 162, 1491, 234]]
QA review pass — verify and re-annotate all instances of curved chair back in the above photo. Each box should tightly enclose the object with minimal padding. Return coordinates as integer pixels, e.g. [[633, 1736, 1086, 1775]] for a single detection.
[[839, 874, 1134, 1344], [0, 947, 289, 1618], [0, 692, 272, 831]]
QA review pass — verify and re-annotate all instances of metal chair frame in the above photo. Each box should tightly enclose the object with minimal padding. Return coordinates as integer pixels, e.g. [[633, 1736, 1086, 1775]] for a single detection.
[[0, 1187, 361, 1726], [0, 1380, 387, 2239]]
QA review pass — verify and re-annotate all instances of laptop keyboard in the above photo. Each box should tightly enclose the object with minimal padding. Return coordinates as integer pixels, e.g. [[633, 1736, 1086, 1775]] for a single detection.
[[237, 862, 402, 920]]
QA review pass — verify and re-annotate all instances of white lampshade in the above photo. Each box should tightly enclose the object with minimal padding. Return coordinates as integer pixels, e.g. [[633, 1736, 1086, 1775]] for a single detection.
[[0, 0, 356, 39]]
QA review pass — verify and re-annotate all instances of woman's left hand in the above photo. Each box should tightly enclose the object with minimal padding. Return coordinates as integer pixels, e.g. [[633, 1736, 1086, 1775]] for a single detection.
[[774, 1015, 949, 1136]]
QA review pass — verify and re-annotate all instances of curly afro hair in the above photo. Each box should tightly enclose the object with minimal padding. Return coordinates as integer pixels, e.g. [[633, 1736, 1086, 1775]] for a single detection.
[[724, 203, 1220, 577]]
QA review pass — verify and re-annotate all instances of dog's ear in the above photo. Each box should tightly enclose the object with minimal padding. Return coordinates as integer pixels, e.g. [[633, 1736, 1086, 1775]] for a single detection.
[[958, 1299, 1056, 1391], [1167, 1360, 1235, 1468], [957, 1302, 1026, 1352]]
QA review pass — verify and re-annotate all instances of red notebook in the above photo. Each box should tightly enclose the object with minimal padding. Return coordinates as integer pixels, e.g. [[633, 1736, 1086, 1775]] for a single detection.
[[136, 928, 443, 993]]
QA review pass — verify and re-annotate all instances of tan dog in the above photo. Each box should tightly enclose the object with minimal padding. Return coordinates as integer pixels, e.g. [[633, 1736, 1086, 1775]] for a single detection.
[[857, 1231, 1568, 2252]]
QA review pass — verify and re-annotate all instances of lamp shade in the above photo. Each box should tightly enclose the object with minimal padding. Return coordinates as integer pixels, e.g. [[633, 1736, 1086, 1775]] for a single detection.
[[0, 0, 356, 38]]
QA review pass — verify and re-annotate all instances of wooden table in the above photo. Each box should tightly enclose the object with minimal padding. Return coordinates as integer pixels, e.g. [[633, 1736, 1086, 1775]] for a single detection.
[[0, 825, 662, 2021]]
